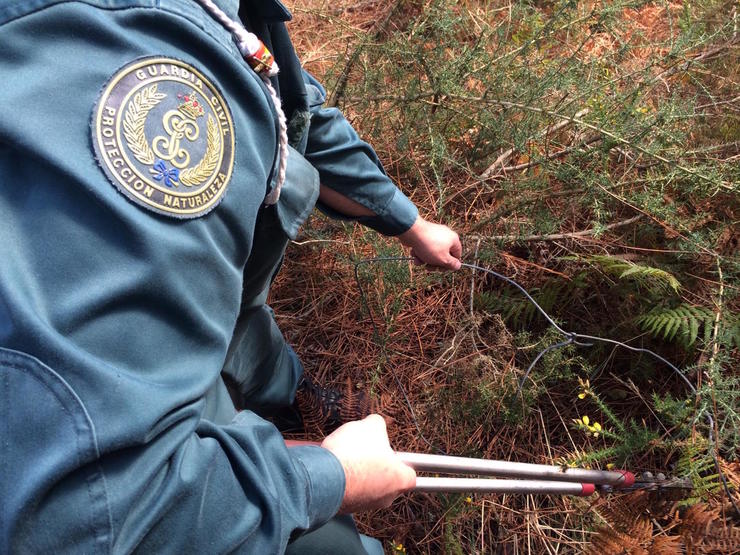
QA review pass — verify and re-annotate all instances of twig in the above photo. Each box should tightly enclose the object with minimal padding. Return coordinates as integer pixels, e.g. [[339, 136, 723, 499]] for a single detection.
[[498, 134, 602, 173], [291, 239, 352, 246], [686, 272, 740, 292], [498, 252, 572, 280], [470, 189, 585, 231], [448, 95, 736, 192], [696, 95, 740, 110], [479, 109, 590, 180], [327, 0, 404, 107], [684, 141, 740, 155], [470, 214, 643, 243], [470, 238, 481, 318], [708, 258, 724, 370], [469, 238, 489, 355], [595, 184, 720, 258]]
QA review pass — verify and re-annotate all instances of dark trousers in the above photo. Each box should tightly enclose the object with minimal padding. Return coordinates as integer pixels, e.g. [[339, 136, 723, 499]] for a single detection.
[[286, 515, 383, 555]]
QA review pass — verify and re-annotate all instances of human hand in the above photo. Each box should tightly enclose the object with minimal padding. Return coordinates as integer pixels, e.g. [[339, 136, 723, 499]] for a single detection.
[[321, 414, 416, 514], [398, 216, 462, 270]]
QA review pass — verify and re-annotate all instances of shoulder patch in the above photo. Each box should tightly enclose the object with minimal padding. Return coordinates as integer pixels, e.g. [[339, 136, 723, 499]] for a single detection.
[[92, 57, 235, 218]]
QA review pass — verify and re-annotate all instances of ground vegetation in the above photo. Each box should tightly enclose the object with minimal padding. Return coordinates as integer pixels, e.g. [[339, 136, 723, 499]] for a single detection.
[[276, 0, 739, 552]]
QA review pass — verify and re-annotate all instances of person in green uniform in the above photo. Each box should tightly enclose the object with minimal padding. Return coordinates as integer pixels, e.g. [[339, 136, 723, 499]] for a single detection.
[[0, 0, 461, 553]]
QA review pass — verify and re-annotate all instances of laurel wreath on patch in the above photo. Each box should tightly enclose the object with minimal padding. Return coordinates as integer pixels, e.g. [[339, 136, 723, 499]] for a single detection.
[[179, 115, 221, 187], [123, 85, 165, 166]]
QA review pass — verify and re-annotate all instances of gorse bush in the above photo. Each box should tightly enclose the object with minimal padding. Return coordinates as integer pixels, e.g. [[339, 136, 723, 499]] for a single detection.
[[332, 0, 738, 219]]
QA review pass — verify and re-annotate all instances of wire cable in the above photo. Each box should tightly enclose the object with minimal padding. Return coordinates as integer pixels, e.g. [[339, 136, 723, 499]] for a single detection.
[[353, 256, 739, 515]]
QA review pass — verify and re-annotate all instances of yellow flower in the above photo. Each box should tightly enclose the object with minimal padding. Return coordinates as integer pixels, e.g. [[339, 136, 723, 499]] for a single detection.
[[465, 496, 472, 504], [606, 463, 615, 470], [577, 378, 592, 399], [574, 414, 604, 437]]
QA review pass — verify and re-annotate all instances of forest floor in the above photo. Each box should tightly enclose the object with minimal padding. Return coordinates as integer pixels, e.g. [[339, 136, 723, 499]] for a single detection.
[[275, 0, 739, 553]]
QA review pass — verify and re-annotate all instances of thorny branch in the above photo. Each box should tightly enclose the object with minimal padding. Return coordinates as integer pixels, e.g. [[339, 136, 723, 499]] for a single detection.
[[470, 214, 644, 243]]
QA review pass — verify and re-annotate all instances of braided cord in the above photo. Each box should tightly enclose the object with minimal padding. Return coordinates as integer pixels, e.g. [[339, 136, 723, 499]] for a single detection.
[[262, 78, 289, 206], [192, 0, 288, 204]]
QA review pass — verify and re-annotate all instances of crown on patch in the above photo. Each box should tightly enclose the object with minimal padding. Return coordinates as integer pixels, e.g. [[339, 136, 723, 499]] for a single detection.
[[177, 91, 204, 119]]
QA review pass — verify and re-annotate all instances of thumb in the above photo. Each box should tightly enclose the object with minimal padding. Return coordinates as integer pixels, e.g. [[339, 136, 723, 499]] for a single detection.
[[447, 255, 462, 270], [450, 235, 462, 260]]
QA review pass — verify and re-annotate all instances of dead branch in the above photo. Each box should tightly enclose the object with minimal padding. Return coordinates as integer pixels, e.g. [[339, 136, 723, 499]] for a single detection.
[[479, 109, 591, 180], [470, 214, 644, 243], [327, 0, 404, 108]]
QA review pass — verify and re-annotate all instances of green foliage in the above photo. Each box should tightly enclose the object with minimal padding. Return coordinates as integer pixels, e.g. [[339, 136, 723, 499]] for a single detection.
[[517, 328, 589, 381], [635, 304, 713, 346], [352, 235, 409, 329], [578, 255, 681, 295], [653, 392, 694, 430], [701, 362, 740, 459], [438, 495, 475, 555], [309, 0, 740, 549], [430, 350, 524, 437], [572, 378, 661, 467], [674, 442, 723, 507], [475, 277, 584, 329], [439, 354, 501, 422], [635, 304, 740, 349], [443, 521, 465, 555], [570, 419, 661, 468], [340, 0, 737, 223]]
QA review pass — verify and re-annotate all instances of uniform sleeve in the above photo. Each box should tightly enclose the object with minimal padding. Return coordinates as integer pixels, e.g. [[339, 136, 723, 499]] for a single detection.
[[302, 71, 419, 236], [0, 3, 344, 554]]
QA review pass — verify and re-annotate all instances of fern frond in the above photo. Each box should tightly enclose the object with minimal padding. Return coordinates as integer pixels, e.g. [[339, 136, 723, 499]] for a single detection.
[[580, 255, 681, 294], [674, 442, 723, 507], [589, 492, 678, 554], [681, 503, 740, 553], [635, 304, 715, 347], [687, 309, 700, 346], [647, 536, 683, 555], [722, 317, 740, 350], [475, 279, 577, 329], [596, 492, 654, 533], [587, 524, 651, 555]]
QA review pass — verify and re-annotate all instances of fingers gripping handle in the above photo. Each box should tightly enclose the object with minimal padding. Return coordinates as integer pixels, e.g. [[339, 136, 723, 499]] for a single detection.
[[285, 441, 600, 496]]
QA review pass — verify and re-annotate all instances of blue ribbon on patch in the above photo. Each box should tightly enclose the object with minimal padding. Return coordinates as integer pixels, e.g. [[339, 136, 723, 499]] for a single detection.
[[150, 160, 180, 188]]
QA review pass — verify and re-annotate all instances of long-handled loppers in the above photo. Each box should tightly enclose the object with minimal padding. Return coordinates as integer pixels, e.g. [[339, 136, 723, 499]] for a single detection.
[[397, 451, 632, 496], [285, 440, 695, 497]]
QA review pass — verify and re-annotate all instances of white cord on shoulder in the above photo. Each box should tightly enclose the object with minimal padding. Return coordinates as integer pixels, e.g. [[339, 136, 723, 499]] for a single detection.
[[261, 78, 288, 205], [193, 0, 288, 204]]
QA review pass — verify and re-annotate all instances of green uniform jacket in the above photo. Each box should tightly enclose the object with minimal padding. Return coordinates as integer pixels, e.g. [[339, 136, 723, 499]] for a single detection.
[[0, 0, 418, 552]]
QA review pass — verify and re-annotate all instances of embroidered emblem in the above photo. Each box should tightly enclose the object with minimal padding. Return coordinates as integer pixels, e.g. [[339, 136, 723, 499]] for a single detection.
[[93, 58, 235, 218]]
